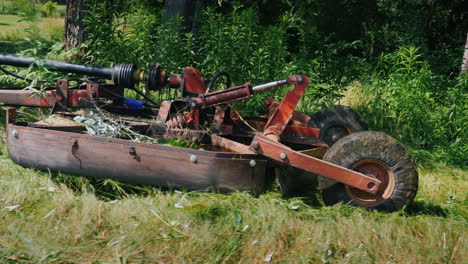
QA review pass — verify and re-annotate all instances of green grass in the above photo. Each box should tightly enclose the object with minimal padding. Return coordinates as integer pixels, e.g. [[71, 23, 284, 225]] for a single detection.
[[0, 14, 25, 29], [0, 14, 28, 44], [0, 123, 465, 263], [0, 14, 29, 39], [0, 14, 63, 44]]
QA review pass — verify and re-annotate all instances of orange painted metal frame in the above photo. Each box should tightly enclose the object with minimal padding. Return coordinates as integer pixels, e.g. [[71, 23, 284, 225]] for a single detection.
[[250, 134, 381, 194]]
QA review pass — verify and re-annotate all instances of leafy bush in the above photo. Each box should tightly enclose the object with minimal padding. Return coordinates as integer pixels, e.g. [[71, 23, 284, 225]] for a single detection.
[[82, 2, 355, 114], [357, 46, 467, 165], [41, 0, 57, 17], [0, 0, 36, 16]]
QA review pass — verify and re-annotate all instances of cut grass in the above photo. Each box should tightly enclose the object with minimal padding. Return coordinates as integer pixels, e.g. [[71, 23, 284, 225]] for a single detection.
[[0, 124, 465, 263]]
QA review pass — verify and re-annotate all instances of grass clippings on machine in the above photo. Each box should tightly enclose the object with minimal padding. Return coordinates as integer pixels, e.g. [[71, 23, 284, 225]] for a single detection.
[[0, 54, 418, 212]]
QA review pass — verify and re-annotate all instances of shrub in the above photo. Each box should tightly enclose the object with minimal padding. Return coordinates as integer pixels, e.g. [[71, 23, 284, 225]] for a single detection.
[[357, 46, 466, 165], [0, 0, 37, 16], [41, 1, 57, 18]]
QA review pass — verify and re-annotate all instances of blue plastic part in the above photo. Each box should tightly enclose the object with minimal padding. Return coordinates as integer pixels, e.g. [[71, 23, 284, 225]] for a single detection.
[[123, 97, 144, 110]]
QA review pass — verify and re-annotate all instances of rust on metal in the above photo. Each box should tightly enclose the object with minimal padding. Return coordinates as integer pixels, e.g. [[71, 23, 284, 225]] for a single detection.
[[0, 89, 59, 107], [54, 79, 69, 111], [198, 83, 253, 108], [210, 134, 255, 154], [345, 159, 396, 206], [0, 54, 419, 210], [299, 147, 328, 159], [238, 119, 320, 139], [263, 75, 309, 141], [168, 74, 182, 88], [6, 108, 16, 124], [156, 101, 172, 121]]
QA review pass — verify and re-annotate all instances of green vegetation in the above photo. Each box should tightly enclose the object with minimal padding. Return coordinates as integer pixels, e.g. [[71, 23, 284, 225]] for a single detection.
[[0, 1, 466, 262], [0, 15, 63, 42], [0, 0, 64, 50], [0, 0, 65, 17]]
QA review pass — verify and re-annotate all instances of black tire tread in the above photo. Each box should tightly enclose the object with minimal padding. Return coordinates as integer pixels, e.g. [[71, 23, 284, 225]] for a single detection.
[[309, 105, 368, 145], [320, 131, 418, 211]]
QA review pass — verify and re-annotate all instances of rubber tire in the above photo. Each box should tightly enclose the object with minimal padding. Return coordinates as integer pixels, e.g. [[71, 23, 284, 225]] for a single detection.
[[309, 105, 368, 146], [320, 131, 418, 212]]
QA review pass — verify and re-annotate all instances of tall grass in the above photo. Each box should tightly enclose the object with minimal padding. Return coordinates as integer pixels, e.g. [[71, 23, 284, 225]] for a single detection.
[[352, 46, 467, 165]]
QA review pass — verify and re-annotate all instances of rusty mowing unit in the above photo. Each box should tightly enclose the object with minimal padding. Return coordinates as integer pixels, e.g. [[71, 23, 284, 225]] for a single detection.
[[0, 54, 418, 212]]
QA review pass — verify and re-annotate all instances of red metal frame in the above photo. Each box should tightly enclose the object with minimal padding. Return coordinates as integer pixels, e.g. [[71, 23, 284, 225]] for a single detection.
[[183, 67, 206, 94], [197, 83, 253, 108], [249, 134, 381, 193], [0, 80, 119, 109], [264, 97, 311, 125], [263, 75, 308, 141], [0, 72, 384, 195]]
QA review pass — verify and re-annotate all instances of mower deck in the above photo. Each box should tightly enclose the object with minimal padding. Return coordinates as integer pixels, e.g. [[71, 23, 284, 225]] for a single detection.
[[6, 120, 272, 194]]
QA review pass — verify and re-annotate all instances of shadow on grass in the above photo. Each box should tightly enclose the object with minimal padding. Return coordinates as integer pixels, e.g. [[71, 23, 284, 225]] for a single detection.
[[0, 41, 18, 53], [282, 191, 322, 207], [47, 170, 160, 201], [405, 201, 448, 217]]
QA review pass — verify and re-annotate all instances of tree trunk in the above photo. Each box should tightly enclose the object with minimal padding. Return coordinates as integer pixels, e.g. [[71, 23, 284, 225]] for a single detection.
[[462, 33, 468, 74], [164, 0, 203, 32], [64, 0, 88, 50]]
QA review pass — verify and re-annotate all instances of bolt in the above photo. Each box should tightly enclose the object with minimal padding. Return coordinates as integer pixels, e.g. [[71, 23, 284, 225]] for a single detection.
[[251, 141, 259, 150], [12, 130, 18, 139], [280, 152, 287, 160], [297, 75, 303, 83], [129, 147, 136, 156], [367, 182, 375, 189], [249, 160, 256, 167], [190, 155, 198, 163], [191, 101, 197, 107]]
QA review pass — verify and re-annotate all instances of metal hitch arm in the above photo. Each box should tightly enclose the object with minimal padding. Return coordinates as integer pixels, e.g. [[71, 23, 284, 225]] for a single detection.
[[248, 74, 381, 194], [250, 134, 381, 194]]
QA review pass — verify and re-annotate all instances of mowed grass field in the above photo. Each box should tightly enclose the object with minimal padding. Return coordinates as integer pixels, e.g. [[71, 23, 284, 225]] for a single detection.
[[0, 15, 29, 35], [0, 14, 63, 43], [0, 118, 466, 263]]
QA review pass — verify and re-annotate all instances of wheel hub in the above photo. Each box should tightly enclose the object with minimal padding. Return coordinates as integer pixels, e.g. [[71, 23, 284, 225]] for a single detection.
[[322, 123, 351, 145], [346, 159, 396, 206]]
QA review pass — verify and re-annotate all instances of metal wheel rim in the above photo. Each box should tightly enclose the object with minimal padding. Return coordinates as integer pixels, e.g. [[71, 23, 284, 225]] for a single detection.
[[345, 159, 396, 206], [322, 123, 351, 145]]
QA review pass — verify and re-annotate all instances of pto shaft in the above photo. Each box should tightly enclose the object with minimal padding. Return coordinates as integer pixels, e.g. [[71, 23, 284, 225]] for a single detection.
[[0, 54, 139, 88], [0, 54, 113, 77]]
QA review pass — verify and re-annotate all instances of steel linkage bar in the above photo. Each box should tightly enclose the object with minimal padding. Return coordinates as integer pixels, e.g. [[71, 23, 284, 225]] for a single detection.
[[250, 134, 381, 194]]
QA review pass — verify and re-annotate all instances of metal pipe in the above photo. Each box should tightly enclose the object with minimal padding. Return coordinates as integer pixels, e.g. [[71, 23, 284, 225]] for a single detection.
[[252, 79, 288, 91], [0, 54, 114, 78]]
